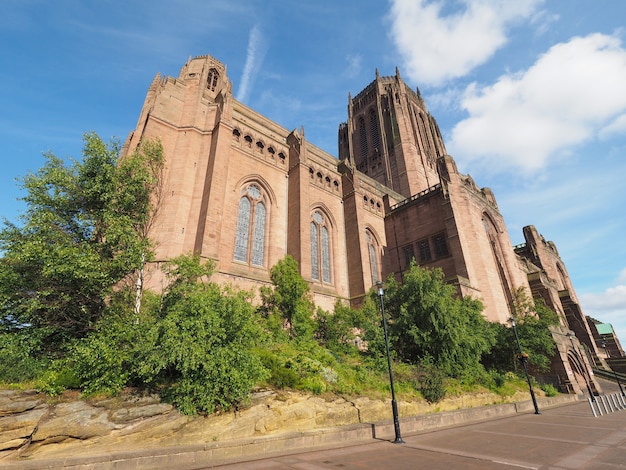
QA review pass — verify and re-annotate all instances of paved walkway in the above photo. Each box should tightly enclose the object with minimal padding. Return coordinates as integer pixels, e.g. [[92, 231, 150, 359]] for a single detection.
[[5, 380, 625, 469], [208, 398, 626, 469]]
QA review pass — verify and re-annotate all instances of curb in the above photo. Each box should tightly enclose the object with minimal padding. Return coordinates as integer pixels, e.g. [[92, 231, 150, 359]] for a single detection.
[[2, 394, 580, 470]]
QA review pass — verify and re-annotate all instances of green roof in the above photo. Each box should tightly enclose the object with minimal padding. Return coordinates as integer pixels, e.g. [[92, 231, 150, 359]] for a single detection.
[[596, 323, 614, 335]]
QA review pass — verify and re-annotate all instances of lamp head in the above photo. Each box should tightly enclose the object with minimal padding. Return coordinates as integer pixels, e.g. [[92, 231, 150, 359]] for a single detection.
[[508, 317, 516, 327], [376, 281, 384, 296]]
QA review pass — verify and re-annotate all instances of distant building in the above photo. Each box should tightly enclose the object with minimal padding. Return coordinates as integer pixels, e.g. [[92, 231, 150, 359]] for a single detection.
[[587, 317, 625, 358], [122, 54, 603, 395]]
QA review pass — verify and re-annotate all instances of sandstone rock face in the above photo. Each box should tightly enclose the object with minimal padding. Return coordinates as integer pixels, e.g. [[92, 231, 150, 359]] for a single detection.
[[0, 387, 540, 463]]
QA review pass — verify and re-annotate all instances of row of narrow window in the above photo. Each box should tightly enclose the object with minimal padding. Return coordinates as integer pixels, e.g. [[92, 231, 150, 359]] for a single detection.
[[309, 167, 340, 191], [363, 195, 382, 212], [403, 233, 449, 267], [232, 129, 286, 161]]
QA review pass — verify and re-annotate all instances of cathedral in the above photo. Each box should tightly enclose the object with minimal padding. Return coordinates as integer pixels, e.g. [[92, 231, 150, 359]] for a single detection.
[[121, 54, 603, 396]]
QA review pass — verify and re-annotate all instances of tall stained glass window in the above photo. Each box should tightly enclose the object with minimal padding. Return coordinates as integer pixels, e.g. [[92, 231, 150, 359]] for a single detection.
[[311, 211, 331, 283], [234, 184, 266, 266]]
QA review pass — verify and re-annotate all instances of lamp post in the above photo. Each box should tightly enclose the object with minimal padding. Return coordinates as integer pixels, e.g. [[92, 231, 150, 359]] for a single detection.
[[376, 282, 404, 444], [601, 340, 625, 396], [567, 332, 595, 402], [508, 317, 540, 414]]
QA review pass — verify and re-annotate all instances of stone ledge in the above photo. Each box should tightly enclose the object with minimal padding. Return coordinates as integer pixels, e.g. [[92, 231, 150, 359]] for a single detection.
[[1, 394, 579, 470]]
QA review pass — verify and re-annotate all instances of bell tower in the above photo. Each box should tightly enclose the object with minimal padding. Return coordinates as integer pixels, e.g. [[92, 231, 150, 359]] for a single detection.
[[338, 68, 446, 197]]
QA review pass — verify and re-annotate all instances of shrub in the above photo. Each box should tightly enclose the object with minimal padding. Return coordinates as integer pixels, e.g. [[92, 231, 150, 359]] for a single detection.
[[541, 383, 559, 397], [0, 331, 50, 384], [416, 359, 446, 403]]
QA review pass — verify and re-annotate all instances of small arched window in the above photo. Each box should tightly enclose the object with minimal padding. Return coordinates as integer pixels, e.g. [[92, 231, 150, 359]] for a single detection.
[[207, 68, 219, 92], [311, 211, 331, 283], [234, 184, 267, 266]]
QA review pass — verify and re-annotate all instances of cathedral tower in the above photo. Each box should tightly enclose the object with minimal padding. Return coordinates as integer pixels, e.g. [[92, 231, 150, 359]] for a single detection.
[[338, 68, 446, 198]]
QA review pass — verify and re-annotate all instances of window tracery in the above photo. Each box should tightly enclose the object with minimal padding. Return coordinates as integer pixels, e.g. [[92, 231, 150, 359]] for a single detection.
[[234, 184, 266, 266], [311, 211, 331, 283], [207, 68, 219, 92]]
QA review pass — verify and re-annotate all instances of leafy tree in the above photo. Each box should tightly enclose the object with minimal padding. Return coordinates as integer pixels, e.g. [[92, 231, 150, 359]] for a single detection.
[[366, 262, 494, 378], [482, 288, 559, 373], [68, 254, 268, 415], [315, 301, 364, 354], [140, 254, 267, 414], [0, 133, 163, 353], [260, 255, 315, 340]]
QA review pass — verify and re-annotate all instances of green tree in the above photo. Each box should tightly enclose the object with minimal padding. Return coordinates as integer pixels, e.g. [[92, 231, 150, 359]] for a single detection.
[[260, 255, 315, 340], [139, 254, 267, 414], [482, 288, 559, 373], [0, 133, 163, 355], [69, 254, 268, 414], [315, 301, 364, 354], [368, 262, 494, 378]]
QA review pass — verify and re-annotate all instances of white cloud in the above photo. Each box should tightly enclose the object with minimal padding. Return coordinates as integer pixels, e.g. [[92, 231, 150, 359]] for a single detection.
[[580, 284, 626, 341], [599, 113, 626, 140], [448, 34, 626, 174], [236, 25, 268, 103], [387, 0, 543, 86]]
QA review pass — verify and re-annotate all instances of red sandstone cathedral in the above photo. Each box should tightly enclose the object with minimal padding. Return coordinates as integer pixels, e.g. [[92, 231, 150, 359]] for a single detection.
[[122, 54, 607, 395]]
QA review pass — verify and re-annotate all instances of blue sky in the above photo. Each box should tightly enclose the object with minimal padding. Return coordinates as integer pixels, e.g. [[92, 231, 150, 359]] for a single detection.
[[2, 1, 626, 341]]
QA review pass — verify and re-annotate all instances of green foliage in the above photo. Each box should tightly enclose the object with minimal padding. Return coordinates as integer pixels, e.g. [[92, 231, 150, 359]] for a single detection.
[[138, 255, 268, 414], [50, 255, 268, 415], [69, 297, 156, 396], [0, 329, 51, 383], [540, 383, 559, 396], [315, 302, 363, 354], [366, 262, 494, 379], [415, 358, 446, 403], [0, 133, 164, 353], [255, 341, 345, 395], [260, 256, 315, 340], [482, 288, 559, 374]]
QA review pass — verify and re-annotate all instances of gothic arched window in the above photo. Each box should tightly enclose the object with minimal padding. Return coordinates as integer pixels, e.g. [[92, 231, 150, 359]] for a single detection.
[[358, 117, 368, 161], [311, 211, 331, 283], [234, 184, 266, 266], [369, 109, 380, 152], [207, 68, 219, 92], [366, 230, 381, 284]]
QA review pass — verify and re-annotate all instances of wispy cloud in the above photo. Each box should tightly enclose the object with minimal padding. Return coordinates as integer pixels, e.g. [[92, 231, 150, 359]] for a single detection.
[[580, 280, 626, 342], [343, 53, 363, 79], [448, 33, 626, 174], [237, 25, 268, 103], [386, 0, 543, 86]]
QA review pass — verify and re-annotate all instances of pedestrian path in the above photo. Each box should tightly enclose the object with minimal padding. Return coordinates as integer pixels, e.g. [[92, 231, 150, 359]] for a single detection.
[[211, 399, 626, 469]]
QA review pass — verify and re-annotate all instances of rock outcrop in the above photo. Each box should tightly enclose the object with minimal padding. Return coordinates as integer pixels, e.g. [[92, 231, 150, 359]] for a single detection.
[[0, 387, 533, 463]]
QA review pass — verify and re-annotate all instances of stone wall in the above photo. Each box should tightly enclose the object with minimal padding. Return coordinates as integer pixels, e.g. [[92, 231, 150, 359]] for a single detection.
[[1, 387, 544, 463]]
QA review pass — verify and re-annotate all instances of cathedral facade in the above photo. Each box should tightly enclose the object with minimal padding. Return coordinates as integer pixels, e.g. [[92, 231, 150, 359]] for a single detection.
[[122, 55, 601, 395]]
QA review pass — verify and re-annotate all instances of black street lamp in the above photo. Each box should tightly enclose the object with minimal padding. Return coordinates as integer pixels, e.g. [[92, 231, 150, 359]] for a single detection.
[[508, 317, 540, 414], [376, 282, 404, 444], [601, 340, 625, 396], [567, 332, 595, 402]]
